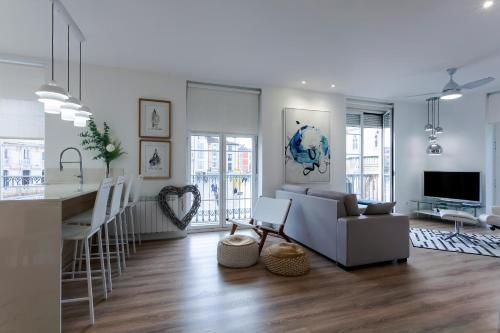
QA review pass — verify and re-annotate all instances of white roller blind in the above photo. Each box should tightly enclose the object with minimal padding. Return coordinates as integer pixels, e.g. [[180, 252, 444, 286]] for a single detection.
[[487, 92, 500, 124], [0, 63, 45, 100], [0, 63, 45, 139], [0, 99, 44, 139], [187, 83, 260, 134], [346, 98, 394, 113]]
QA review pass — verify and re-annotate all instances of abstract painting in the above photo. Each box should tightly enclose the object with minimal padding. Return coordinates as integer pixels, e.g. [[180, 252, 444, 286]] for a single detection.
[[139, 98, 171, 139], [140, 140, 171, 179], [284, 108, 330, 183]]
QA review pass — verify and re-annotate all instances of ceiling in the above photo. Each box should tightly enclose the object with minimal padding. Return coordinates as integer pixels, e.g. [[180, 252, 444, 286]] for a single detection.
[[2, 0, 500, 100]]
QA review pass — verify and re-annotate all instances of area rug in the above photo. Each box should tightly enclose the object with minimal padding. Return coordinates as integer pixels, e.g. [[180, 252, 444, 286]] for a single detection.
[[410, 228, 500, 258]]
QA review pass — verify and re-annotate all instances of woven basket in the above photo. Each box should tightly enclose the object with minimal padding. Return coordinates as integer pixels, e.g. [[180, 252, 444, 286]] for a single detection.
[[217, 235, 259, 268], [262, 243, 309, 276]]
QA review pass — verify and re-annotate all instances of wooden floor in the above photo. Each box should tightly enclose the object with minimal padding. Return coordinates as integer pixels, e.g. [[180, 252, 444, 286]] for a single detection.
[[62, 219, 500, 333]]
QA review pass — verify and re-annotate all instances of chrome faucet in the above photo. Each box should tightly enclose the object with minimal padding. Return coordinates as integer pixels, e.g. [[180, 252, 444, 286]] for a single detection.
[[59, 147, 83, 185]]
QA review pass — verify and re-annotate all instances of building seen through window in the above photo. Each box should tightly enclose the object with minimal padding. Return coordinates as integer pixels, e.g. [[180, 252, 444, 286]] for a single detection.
[[0, 99, 45, 189]]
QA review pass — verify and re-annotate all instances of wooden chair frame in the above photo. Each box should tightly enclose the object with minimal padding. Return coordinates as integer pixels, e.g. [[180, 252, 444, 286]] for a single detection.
[[227, 198, 292, 253]]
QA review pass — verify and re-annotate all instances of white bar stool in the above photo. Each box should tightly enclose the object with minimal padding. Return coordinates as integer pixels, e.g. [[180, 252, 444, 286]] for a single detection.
[[67, 177, 126, 287], [128, 175, 143, 245], [118, 176, 134, 256], [61, 178, 112, 325]]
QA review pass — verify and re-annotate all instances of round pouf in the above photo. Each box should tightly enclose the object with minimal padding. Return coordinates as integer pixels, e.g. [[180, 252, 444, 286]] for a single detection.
[[217, 235, 259, 268], [262, 243, 310, 276]]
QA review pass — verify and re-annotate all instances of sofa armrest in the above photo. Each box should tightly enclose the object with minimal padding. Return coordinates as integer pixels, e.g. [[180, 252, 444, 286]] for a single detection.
[[337, 214, 409, 267]]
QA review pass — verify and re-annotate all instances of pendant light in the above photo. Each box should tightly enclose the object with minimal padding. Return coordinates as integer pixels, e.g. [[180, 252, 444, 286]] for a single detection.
[[435, 98, 443, 134], [428, 98, 436, 142], [424, 99, 433, 132], [426, 98, 443, 156], [427, 143, 443, 155], [35, 2, 68, 114], [74, 42, 92, 127], [60, 25, 81, 121]]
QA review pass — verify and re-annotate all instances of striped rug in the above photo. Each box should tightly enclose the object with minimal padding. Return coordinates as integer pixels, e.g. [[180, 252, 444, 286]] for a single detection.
[[410, 228, 500, 258]]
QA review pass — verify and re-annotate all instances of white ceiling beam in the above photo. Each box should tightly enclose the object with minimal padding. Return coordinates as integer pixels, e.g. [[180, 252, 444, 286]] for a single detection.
[[0, 53, 46, 68]]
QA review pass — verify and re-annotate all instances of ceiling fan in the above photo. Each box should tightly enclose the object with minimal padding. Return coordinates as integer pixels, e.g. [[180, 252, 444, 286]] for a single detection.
[[407, 67, 495, 100]]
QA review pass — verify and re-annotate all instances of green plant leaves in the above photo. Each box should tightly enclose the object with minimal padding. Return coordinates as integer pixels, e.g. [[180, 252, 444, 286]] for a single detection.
[[79, 117, 126, 164]]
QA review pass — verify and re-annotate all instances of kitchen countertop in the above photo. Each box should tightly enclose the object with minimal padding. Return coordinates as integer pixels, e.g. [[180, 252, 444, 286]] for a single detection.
[[0, 183, 100, 202]]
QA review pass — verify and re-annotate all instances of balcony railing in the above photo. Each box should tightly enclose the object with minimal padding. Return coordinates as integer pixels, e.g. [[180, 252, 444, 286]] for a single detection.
[[346, 174, 380, 201], [2, 175, 44, 188], [190, 173, 253, 225]]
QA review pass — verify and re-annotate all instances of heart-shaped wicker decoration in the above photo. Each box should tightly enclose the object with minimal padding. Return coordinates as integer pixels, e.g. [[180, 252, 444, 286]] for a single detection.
[[158, 185, 201, 230]]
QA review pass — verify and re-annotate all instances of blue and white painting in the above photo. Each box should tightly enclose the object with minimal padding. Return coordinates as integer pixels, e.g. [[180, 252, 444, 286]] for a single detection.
[[284, 108, 331, 183]]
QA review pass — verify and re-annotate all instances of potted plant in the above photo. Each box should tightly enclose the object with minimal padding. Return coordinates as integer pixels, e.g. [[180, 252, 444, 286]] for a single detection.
[[80, 117, 126, 177]]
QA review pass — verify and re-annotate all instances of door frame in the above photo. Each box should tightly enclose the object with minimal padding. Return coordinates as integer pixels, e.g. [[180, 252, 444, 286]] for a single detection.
[[187, 131, 258, 231]]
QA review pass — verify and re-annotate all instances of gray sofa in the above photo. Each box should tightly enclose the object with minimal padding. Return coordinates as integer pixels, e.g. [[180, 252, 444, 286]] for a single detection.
[[276, 185, 409, 268]]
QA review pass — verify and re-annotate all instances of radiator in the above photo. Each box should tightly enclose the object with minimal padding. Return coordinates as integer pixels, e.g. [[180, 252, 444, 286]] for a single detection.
[[134, 195, 187, 240]]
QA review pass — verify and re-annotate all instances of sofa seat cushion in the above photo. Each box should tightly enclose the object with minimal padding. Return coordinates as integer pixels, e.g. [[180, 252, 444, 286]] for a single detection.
[[364, 202, 396, 215], [281, 184, 308, 195]]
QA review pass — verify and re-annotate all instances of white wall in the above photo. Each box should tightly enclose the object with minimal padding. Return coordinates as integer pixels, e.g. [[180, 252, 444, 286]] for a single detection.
[[394, 94, 488, 214], [259, 86, 346, 196], [486, 92, 500, 210], [393, 101, 428, 214], [44, 63, 188, 195]]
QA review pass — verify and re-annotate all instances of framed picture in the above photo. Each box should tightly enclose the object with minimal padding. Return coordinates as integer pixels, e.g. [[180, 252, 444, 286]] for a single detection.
[[139, 98, 171, 139], [139, 140, 171, 179], [284, 108, 331, 183]]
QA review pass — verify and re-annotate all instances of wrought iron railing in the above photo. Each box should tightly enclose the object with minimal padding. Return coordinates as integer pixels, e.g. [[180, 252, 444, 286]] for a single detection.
[[346, 174, 380, 201], [190, 173, 253, 225], [2, 175, 44, 188]]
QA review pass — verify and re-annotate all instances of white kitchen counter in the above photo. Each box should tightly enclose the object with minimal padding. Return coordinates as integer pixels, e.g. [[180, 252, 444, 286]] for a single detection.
[[0, 183, 100, 201], [0, 183, 100, 333]]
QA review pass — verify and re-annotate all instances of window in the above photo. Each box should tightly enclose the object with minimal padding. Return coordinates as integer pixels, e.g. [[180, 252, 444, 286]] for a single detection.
[[187, 82, 259, 229], [22, 170, 30, 185], [189, 134, 255, 228], [0, 99, 45, 188], [345, 100, 393, 202]]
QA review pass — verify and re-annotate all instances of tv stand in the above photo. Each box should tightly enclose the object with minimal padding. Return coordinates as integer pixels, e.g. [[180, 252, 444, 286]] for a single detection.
[[411, 199, 483, 219]]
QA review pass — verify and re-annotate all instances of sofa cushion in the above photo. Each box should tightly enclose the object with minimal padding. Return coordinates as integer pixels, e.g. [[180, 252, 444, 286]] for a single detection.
[[344, 194, 361, 216], [306, 189, 347, 217], [364, 202, 396, 215], [281, 184, 308, 195]]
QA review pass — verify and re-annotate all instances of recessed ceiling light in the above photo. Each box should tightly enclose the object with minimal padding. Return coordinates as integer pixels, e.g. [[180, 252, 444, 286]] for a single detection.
[[483, 0, 494, 8], [330, 84, 336, 88], [301, 80, 307, 85]]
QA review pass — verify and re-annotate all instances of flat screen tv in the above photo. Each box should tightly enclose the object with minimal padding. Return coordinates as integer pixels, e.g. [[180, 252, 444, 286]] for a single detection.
[[423, 171, 480, 202]]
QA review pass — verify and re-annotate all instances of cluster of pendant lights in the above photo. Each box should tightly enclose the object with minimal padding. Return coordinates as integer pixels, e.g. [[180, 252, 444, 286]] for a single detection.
[[425, 97, 443, 155], [35, 2, 91, 127]]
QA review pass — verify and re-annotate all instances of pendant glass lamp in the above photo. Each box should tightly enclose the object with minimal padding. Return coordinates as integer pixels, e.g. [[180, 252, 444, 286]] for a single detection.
[[60, 98, 80, 121], [60, 25, 81, 121], [427, 143, 443, 155], [434, 98, 443, 134], [36, 2, 68, 114], [73, 111, 90, 127], [424, 99, 433, 132], [73, 42, 92, 127]]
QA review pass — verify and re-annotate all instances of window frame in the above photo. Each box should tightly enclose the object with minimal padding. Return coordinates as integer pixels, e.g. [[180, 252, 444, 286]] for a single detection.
[[187, 131, 258, 231], [345, 110, 394, 202]]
